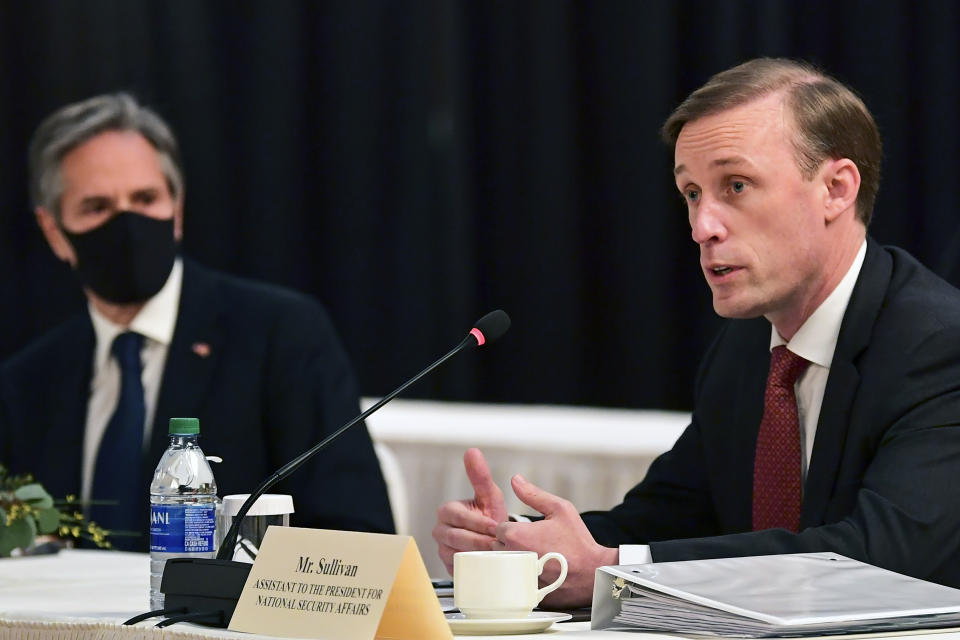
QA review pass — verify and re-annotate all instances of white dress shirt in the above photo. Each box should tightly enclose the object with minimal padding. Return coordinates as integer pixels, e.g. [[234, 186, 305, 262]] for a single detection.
[[81, 259, 183, 503], [619, 240, 868, 565]]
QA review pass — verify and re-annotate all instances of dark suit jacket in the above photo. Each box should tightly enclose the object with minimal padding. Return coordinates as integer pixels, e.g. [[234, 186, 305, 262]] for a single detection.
[[583, 239, 960, 587], [0, 259, 394, 548]]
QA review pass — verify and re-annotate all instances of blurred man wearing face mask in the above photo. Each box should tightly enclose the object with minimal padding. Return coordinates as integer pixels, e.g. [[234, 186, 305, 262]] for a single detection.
[[0, 94, 394, 550]]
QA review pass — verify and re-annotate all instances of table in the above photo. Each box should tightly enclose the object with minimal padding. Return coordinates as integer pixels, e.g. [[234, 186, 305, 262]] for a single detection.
[[4, 550, 960, 640], [1, 401, 696, 637], [363, 400, 691, 577], [0, 550, 631, 638]]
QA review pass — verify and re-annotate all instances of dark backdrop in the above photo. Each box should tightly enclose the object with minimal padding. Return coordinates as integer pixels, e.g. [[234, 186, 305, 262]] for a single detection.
[[1, 0, 958, 410]]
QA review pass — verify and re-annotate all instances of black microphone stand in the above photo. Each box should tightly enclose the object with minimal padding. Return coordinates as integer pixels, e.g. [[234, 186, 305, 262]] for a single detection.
[[217, 334, 476, 561], [125, 311, 509, 628]]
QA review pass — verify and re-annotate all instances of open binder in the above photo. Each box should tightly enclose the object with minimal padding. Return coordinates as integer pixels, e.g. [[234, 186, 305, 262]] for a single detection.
[[591, 552, 960, 637]]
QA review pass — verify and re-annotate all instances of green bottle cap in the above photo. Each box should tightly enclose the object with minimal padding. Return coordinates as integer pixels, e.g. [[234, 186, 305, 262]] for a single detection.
[[169, 417, 200, 435]]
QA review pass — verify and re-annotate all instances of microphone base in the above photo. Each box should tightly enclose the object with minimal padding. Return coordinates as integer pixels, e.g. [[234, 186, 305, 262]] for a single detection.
[[160, 557, 252, 627]]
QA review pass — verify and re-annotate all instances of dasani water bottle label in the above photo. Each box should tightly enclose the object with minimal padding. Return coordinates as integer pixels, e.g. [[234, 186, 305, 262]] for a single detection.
[[150, 504, 216, 553]]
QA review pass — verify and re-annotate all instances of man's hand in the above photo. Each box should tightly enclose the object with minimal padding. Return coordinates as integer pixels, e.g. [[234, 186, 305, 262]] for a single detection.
[[433, 448, 509, 574], [494, 474, 618, 608]]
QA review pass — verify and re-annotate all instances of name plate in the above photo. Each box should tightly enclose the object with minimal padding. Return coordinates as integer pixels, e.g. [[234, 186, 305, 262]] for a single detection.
[[229, 526, 452, 639]]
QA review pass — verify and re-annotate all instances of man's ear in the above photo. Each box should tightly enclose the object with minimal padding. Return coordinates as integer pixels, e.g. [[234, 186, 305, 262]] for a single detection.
[[823, 158, 861, 223], [173, 196, 184, 242], [35, 206, 77, 267]]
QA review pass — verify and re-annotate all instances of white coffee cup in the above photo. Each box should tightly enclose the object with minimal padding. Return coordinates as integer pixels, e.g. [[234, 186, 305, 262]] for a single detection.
[[453, 550, 568, 619]]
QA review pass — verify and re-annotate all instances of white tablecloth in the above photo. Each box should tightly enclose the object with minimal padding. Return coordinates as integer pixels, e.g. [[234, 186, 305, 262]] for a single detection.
[[5, 551, 960, 640], [364, 400, 691, 577], [0, 401, 694, 637], [0, 550, 638, 639]]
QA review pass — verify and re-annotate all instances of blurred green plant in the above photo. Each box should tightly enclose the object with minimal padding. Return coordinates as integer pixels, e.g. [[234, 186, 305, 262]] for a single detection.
[[0, 464, 110, 556]]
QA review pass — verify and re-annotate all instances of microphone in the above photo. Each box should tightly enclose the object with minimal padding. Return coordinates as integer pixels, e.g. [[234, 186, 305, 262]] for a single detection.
[[133, 310, 510, 628], [217, 309, 509, 560]]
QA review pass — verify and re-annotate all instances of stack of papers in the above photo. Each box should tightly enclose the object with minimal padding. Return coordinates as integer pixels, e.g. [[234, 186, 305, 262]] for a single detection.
[[592, 552, 960, 637]]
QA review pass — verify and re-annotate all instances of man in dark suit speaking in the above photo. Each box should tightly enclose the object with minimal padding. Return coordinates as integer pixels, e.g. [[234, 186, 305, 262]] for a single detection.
[[434, 58, 960, 604], [0, 94, 394, 549]]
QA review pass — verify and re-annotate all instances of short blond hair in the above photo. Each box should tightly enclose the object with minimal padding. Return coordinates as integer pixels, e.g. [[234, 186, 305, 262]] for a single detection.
[[663, 58, 882, 225]]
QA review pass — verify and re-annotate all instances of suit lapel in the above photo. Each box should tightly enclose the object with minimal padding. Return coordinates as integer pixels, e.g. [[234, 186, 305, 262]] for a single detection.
[[801, 239, 891, 527], [149, 261, 224, 463], [730, 322, 770, 529], [45, 317, 95, 495]]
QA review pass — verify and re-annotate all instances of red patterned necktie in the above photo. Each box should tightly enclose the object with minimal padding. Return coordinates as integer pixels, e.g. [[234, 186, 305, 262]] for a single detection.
[[752, 345, 810, 532]]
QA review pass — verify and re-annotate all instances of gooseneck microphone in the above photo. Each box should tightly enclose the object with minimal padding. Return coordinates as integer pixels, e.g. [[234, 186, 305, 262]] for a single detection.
[[217, 309, 510, 560], [128, 310, 510, 628]]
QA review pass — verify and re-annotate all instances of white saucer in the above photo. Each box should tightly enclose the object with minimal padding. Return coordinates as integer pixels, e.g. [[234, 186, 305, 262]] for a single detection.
[[446, 611, 572, 635]]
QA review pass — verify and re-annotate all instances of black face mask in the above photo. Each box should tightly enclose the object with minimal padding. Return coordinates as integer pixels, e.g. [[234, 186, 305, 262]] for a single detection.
[[63, 211, 177, 304]]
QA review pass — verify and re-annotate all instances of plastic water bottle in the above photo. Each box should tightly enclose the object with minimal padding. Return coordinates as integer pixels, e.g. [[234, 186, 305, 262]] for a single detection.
[[149, 417, 218, 611]]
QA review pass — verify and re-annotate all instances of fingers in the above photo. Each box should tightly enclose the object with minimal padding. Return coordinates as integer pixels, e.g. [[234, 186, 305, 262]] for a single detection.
[[437, 543, 456, 575], [434, 454, 508, 575], [434, 523, 497, 576], [436, 499, 498, 536], [511, 474, 569, 516], [433, 519, 498, 554], [437, 540, 497, 575], [433, 500, 499, 566], [464, 448, 494, 490], [463, 448, 508, 522], [492, 519, 567, 560], [493, 520, 525, 549]]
